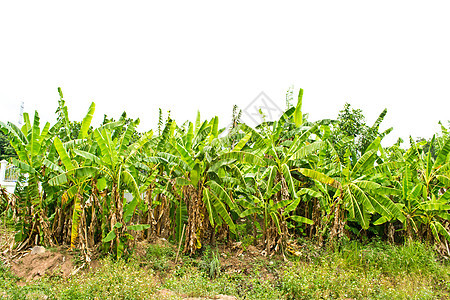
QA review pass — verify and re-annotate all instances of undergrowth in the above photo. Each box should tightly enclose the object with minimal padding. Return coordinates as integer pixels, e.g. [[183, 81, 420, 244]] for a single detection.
[[0, 239, 449, 299]]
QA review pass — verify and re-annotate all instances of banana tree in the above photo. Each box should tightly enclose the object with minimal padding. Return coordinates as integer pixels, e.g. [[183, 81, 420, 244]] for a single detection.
[[298, 137, 404, 243], [237, 89, 325, 250], [390, 136, 450, 243], [49, 114, 152, 257], [407, 135, 450, 198], [40, 101, 97, 249], [152, 112, 260, 253], [0, 111, 60, 248], [91, 122, 153, 257], [239, 165, 314, 253]]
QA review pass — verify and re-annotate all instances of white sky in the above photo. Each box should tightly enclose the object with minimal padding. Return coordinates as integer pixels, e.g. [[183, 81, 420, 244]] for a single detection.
[[1, 1, 450, 146]]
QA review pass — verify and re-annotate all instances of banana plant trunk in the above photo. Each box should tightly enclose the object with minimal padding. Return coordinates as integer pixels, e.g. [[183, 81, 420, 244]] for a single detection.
[[111, 183, 125, 255], [329, 200, 346, 245], [184, 184, 205, 254]]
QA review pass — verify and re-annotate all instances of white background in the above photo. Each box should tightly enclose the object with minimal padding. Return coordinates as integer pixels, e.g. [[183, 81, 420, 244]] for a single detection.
[[1, 1, 450, 145]]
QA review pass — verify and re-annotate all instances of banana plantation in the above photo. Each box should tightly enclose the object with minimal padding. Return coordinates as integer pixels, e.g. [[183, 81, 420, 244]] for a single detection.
[[1, 88, 450, 260]]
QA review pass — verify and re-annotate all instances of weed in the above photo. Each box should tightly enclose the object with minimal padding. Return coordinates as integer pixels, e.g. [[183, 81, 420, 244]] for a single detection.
[[145, 243, 175, 272], [199, 246, 221, 279]]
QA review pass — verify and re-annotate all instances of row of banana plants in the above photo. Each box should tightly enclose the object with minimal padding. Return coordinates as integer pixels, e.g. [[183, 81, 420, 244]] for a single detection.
[[1, 88, 450, 259]]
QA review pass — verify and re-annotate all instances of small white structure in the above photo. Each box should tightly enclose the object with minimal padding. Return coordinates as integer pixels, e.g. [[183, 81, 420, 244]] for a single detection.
[[0, 160, 17, 194]]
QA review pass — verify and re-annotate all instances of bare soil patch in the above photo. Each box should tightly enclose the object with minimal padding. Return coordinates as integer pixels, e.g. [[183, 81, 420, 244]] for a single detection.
[[10, 248, 75, 281]]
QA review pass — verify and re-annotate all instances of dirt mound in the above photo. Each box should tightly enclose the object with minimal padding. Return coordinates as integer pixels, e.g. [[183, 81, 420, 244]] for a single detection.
[[156, 289, 237, 300], [10, 249, 75, 281], [183, 296, 237, 300]]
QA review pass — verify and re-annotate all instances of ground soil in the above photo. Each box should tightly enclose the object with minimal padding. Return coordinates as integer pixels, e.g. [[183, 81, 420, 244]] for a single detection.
[[156, 288, 237, 300], [158, 289, 237, 300], [9, 248, 75, 282]]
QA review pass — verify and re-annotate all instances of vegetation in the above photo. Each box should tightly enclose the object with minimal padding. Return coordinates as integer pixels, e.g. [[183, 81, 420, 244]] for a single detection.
[[0, 131, 16, 161], [1, 87, 450, 298], [1, 87, 450, 257], [0, 239, 449, 299]]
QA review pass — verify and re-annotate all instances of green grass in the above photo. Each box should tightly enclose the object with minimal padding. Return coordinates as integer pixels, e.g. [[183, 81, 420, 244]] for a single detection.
[[0, 258, 159, 300], [58, 258, 158, 299], [325, 239, 441, 275], [1, 240, 449, 299], [281, 239, 450, 299], [144, 243, 175, 273], [163, 270, 285, 300]]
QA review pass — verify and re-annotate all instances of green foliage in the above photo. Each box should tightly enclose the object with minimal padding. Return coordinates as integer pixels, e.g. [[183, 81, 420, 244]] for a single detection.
[[0, 130, 16, 160], [337, 103, 366, 138], [199, 246, 221, 279], [145, 243, 175, 272], [102, 111, 142, 143], [333, 103, 392, 159], [2, 86, 450, 262]]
